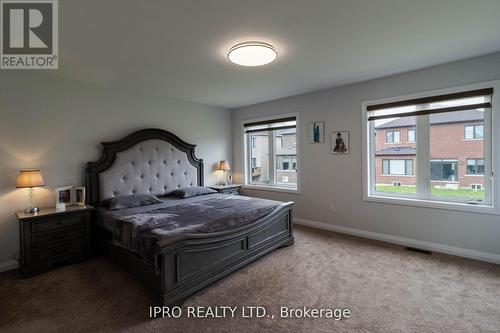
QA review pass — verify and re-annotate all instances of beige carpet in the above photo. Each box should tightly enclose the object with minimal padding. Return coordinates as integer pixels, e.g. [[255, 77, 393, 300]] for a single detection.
[[1, 225, 500, 333]]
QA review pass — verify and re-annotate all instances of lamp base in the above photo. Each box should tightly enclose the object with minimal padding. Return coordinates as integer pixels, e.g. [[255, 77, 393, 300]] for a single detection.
[[24, 207, 40, 213]]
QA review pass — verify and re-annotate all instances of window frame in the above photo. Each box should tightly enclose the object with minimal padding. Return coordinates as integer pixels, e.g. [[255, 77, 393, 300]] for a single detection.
[[381, 159, 414, 176], [386, 130, 400, 144], [466, 158, 485, 175], [464, 124, 484, 140], [362, 81, 499, 215], [407, 128, 416, 143], [242, 113, 301, 194]]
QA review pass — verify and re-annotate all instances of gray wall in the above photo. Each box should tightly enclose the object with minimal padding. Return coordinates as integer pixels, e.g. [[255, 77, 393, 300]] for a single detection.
[[0, 71, 231, 265], [231, 52, 500, 257]]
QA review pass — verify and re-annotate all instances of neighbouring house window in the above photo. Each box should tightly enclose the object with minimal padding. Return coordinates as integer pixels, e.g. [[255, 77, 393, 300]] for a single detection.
[[276, 155, 297, 171], [464, 125, 484, 139], [251, 137, 257, 148], [386, 130, 400, 143], [407, 129, 416, 143], [244, 116, 298, 190], [366, 87, 492, 205], [430, 159, 458, 181], [382, 159, 413, 175], [466, 159, 484, 175]]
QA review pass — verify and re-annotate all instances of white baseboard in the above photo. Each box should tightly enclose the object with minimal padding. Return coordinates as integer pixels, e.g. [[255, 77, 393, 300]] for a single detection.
[[294, 217, 500, 265], [0, 260, 18, 273]]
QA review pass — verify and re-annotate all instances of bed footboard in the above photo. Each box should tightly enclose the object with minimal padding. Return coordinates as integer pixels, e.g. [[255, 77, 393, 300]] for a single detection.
[[158, 202, 294, 306]]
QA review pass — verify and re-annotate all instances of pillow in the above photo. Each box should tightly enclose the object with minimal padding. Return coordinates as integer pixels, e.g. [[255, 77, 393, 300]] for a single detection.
[[167, 186, 217, 199], [100, 194, 162, 210]]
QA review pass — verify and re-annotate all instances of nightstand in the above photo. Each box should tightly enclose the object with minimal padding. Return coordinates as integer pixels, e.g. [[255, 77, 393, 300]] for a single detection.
[[208, 184, 243, 195], [16, 205, 93, 278]]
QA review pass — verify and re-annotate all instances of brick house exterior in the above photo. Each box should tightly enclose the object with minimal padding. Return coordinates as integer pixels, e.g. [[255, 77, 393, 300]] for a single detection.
[[375, 110, 484, 189]]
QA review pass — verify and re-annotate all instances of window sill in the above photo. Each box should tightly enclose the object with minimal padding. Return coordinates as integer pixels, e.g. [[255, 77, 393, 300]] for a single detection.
[[364, 194, 497, 215], [381, 174, 415, 177], [243, 184, 301, 194]]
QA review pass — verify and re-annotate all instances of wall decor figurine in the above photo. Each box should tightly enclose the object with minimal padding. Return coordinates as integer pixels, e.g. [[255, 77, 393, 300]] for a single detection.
[[309, 121, 325, 143], [332, 131, 350, 154]]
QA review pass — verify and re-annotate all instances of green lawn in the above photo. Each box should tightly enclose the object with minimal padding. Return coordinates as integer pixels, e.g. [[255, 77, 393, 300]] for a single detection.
[[375, 185, 484, 200]]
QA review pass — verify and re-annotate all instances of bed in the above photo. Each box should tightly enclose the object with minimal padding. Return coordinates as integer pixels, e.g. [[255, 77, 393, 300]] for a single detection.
[[86, 128, 294, 305]]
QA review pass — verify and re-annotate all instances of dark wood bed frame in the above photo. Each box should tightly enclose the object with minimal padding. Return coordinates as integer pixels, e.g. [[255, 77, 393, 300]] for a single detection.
[[86, 129, 294, 305]]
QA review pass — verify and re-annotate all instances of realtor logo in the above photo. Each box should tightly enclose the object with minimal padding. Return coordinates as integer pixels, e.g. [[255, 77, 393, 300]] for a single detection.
[[1, 0, 58, 69]]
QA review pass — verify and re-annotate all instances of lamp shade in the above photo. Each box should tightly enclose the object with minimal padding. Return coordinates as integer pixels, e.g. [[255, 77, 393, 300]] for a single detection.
[[16, 169, 45, 188], [219, 160, 230, 171]]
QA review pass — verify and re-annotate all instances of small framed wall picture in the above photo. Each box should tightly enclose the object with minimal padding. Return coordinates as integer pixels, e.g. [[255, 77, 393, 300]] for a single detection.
[[55, 186, 73, 210], [331, 131, 350, 154], [74, 186, 86, 206], [309, 121, 325, 143]]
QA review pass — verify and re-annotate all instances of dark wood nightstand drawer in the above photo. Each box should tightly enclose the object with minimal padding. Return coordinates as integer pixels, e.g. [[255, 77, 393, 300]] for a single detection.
[[33, 240, 86, 264], [32, 225, 85, 246], [32, 214, 84, 233]]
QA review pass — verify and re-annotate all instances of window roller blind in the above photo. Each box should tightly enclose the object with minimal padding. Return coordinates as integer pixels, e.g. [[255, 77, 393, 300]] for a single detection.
[[367, 88, 493, 121], [244, 116, 296, 133]]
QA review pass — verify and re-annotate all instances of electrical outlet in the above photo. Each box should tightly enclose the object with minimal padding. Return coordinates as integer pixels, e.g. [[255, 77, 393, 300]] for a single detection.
[[328, 202, 335, 212]]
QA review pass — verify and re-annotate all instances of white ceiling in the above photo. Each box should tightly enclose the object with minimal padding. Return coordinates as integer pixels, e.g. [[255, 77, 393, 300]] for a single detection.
[[53, 0, 500, 108]]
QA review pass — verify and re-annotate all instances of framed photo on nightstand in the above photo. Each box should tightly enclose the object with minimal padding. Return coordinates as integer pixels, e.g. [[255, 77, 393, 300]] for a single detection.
[[55, 186, 86, 209]]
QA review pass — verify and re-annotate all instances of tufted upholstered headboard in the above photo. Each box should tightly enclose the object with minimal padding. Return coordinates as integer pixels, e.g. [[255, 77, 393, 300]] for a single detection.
[[86, 129, 204, 206]]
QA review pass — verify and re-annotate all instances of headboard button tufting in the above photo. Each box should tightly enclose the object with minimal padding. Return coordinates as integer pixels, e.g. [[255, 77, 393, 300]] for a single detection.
[[95, 137, 203, 203]]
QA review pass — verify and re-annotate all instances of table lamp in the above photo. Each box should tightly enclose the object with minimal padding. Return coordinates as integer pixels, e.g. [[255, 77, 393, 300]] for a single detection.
[[219, 160, 230, 186], [16, 169, 45, 213]]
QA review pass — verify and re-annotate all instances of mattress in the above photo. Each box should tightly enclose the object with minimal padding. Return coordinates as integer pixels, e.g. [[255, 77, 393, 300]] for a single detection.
[[96, 193, 282, 265]]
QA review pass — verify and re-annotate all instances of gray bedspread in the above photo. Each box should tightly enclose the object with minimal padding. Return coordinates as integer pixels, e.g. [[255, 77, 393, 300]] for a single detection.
[[97, 194, 282, 265]]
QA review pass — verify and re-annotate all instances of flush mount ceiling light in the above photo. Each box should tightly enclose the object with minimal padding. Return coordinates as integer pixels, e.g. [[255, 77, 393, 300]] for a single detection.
[[227, 42, 278, 67]]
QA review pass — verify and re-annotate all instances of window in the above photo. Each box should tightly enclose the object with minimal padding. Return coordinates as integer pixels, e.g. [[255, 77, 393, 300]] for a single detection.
[[251, 137, 256, 148], [466, 159, 484, 175], [407, 129, 416, 142], [276, 155, 297, 171], [244, 116, 298, 190], [382, 159, 413, 175], [386, 130, 400, 143], [366, 87, 493, 206], [464, 125, 484, 139], [430, 160, 457, 181]]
